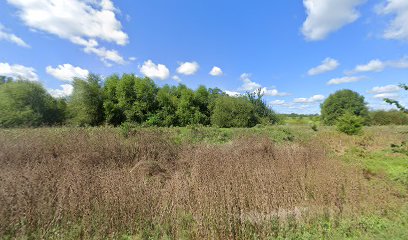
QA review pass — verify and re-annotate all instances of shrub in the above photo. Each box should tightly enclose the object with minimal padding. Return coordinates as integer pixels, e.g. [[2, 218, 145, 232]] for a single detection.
[[211, 96, 257, 128], [336, 112, 364, 135], [369, 110, 408, 125]]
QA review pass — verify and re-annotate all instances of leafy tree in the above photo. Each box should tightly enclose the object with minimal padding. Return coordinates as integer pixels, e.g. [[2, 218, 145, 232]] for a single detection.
[[321, 89, 369, 125], [384, 84, 408, 113], [246, 88, 280, 124], [336, 112, 364, 135], [153, 85, 179, 126], [103, 74, 125, 126], [211, 96, 257, 128], [0, 76, 13, 85], [68, 74, 104, 126], [0, 80, 65, 127]]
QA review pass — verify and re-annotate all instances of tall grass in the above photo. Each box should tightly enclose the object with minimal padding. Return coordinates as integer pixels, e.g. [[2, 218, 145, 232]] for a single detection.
[[0, 128, 401, 239]]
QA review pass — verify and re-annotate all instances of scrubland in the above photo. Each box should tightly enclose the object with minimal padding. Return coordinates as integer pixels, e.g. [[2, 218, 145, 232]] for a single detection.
[[0, 126, 407, 239]]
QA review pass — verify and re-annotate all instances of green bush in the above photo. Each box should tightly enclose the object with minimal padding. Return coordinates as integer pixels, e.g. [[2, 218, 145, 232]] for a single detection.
[[369, 110, 408, 125], [211, 96, 257, 128], [336, 112, 364, 135]]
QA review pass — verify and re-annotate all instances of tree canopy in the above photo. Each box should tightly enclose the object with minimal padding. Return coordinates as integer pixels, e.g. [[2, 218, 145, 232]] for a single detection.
[[321, 89, 369, 125]]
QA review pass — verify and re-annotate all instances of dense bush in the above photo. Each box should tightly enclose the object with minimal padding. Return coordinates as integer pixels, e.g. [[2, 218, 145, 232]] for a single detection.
[[369, 110, 408, 125], [321, 89, 369, 125], [336, 112, 364, 135], [0, 81, 66, 127], [211, 96, 258, 128]]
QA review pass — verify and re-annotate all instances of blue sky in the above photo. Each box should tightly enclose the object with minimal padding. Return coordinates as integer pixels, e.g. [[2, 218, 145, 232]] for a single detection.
[[0, 0, 407, 114]]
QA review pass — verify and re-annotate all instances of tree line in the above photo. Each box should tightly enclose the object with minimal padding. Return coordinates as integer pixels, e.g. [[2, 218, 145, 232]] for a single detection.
[[0, 74, 280, 128]]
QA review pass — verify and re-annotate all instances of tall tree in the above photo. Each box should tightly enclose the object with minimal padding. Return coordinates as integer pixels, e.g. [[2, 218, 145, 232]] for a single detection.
[[68, 74, 104, 126]]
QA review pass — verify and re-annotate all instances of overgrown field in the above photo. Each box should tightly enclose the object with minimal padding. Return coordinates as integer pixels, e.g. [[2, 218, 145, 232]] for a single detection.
[[0, 126, 407, 239]]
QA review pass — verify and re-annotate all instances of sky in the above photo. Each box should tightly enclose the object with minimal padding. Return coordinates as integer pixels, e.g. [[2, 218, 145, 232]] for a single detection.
[[0, 0, 407, 114]]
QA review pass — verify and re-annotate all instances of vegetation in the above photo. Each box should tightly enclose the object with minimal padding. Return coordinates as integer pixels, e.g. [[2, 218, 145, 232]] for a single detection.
[[336, 112, 365, 135], [384, 84, 408, 113], [369, 110, 408, 126], [321, 89, 369, 125], [1, 126, 407, 239], [0, 81, 66, 127]]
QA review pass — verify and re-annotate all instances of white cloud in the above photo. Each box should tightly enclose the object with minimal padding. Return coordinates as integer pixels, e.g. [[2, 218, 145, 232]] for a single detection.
[[327, 76, 366, 85], [172, 75, 182, 83], [46, 64, 89, 82], [7, 0, 128, 65], [294, 95, 325, 104], [139, 60, 170, 80], [177, 61, 199, 75], [239, 73, 261, 91], [259, 87, 289, 97], [225, 91, 241, 97], [0, 23, 30, 47], [269, 100, 286, 106], [0, 62, 38, 81], [377, 0, 408, 41], [353, 59, 386, 73], [308, 58, 339, 76], [368, 85, 400, 94], [348, 57, 408, 74], [373, 93, 399, 99], [48, 84, 74, 98], [209, 66, 223, 76], [302, 0, 365, 41]]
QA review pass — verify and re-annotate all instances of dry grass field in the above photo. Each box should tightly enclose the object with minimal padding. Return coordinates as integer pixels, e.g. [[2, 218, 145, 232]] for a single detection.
[[0, 126, 407, 239]]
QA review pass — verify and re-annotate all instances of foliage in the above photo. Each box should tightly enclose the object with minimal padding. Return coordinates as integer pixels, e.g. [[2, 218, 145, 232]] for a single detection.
[[369, 110, 408, 125], [336, 112, 364, 135], [246, 88, 281, 124], [68, 74, 104, 126], [0, 80, 65, 127], [211, 96, 257, 127], [384, 84, 408, 113], [321, 89, 369, 125]]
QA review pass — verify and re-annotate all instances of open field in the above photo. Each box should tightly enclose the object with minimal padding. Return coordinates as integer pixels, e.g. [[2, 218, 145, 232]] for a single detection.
[[1, 126, 407, 239]]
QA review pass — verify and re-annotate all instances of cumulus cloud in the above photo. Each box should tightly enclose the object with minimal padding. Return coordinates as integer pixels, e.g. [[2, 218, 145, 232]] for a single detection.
[[269, 100, 286, 106], [259, 87, 289, 97], [373, 93, 400, 99], [327, 76, 366, 85], [172, 75, 182, 83], [139, 60, 170, 80], [48, 84, 74, 98], [177, 61, 199, 75], [0, 23, 30, 47], [239, 73, 261, 91], [368, 85, 400, 94], [294, 95, 325, 104], [307, 58, 339, 76], [348, 57, 408, 74], [377, 0, 408, 41], [209, 66, 223, 76], [224, 91, 241, 97], [7, 0, 128, 65], [46, 64, 89, 82], [302, 0, 365, 41], [0, 62, 38, 81]]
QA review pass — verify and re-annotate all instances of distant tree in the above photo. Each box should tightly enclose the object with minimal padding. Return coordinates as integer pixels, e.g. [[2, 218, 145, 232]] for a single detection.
[[0, 76, 13, 85], [321, 89, 369, 125], [153, 85, 179, 126], [103, 74, 125, 126], [0, 80, 65, 127], [369, 110, 408, 126], [211, 96, 257, 128], [384, 84, 408, 113], [68, 74, 104, 126]]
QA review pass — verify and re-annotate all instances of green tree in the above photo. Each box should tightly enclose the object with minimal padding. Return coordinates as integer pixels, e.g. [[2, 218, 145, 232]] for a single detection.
[[68, 74, 104, 126], [211, 96, 257, 128], [384, 84, 408, 113], [153, 85, 179, 126], [369, 110, 408, 125], [336, 112, 364, 135], [246, 88, 280, 124], [321, 89, 369, 125], [0, 80, 65, 127], [103, 74, 125, 126]]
